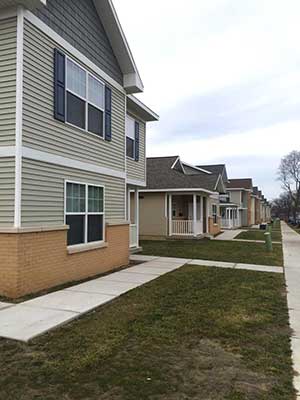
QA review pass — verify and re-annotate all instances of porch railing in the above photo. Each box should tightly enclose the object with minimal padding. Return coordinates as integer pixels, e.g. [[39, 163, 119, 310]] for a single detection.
[[221, 218, 240, 229], [130, 224, 138, 247], [172, 220, 194, 235]]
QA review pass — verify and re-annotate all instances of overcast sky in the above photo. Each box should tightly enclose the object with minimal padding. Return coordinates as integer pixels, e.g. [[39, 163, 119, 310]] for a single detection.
[[114, 0, 300, 200]]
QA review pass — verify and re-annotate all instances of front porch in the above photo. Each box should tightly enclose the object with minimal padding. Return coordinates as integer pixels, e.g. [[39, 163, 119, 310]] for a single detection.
[[167, 193, 209, 237], [220, 205, 241, 230]]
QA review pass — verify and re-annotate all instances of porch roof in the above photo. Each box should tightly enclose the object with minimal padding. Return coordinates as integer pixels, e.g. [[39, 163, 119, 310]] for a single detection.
[[144, 156, 221, 194]]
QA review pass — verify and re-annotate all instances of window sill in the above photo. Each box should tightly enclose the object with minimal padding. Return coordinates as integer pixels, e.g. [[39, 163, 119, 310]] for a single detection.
[[67, 241, 108, 255]]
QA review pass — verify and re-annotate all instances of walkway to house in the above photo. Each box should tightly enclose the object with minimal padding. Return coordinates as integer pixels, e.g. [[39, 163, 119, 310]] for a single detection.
[[0, 255, 283, 343], [281, 222, 300, 398], [214, 229, 245, 240]]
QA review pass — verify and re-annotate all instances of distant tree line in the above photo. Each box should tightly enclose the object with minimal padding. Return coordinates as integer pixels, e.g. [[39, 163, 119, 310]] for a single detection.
[[272, 150, 300, 224]]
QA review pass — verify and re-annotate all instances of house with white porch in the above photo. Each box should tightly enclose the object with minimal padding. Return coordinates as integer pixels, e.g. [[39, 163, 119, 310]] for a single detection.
[[138, 156, 226, 239]]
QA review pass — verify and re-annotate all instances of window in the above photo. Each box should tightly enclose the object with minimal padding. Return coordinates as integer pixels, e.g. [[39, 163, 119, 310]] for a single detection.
[[126, 115, 135, 159], [212, 204, 218, 224], [65, 182, 104, 246], [66, 58, 105, 137]]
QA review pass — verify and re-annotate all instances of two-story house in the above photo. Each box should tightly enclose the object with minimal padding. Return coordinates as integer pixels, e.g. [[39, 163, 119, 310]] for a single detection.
[[220, 178, 253, 229], [0, 0, 158, 298]]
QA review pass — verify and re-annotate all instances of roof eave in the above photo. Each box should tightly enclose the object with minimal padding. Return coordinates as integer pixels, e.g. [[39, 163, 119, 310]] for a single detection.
[[127, 95, 159, 122], [93, 0, 144, 94], [0, 0, 45, 10]]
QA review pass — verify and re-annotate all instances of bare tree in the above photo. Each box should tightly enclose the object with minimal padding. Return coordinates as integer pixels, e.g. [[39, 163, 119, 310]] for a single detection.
[[278, 151, 300, 222], [271, 192, 293, 221]]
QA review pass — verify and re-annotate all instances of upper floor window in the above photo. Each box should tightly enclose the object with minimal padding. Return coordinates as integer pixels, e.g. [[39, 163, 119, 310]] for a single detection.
[[126, 115, 140, 161], [65, 181, 104, 246], [66, 58, 105, 137], [126, 115, 135, 159], [54, 49, 112, 142], [241, 191, 245, 204]]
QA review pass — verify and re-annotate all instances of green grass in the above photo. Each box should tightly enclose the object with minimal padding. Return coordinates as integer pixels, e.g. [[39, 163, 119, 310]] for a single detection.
[[0, 265, 295, 400], [141, 239, 283, 266], [235, 230, 282, 242]]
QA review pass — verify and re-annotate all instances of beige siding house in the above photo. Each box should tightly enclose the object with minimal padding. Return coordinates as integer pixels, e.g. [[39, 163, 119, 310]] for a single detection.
[[139, 157, 226, 239], [0, 0, 158, 298]]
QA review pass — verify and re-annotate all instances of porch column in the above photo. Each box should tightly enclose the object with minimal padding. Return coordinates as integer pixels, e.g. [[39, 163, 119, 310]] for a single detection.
[[168, 194, 172, 236], [127, 188, 131, 222], [134, 188, 139, 247], [200, 196, 203, 233], [193, 194, 197, 236]]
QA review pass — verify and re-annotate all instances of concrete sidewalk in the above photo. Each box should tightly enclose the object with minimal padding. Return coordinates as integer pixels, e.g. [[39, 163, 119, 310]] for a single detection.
[[0, 257, 188, 342], [281, 222, 300, 398], [214, 229, 245, 240], [0, 255, 283, 343]]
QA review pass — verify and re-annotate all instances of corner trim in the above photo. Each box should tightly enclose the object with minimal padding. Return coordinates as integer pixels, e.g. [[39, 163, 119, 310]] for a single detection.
[[14, 6, 24, 228]]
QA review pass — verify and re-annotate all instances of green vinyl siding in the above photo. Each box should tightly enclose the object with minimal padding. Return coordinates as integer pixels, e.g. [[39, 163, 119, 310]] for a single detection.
[[0, 157, 15, 227], [22, 19, 126, 174], [126, 117, 146, 182], [21, 158, 125, 227], [0, 17, 16, 147]]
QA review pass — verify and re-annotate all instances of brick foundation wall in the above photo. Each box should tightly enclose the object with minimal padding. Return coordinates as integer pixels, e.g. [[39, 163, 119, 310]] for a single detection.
[[0, 224, 129, 299], [208, 216, 221, 236]]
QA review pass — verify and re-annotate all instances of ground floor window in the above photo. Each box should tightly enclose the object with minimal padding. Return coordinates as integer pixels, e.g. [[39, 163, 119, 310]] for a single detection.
[[65, 181, 104, 246], [212, 204, 218, 224]]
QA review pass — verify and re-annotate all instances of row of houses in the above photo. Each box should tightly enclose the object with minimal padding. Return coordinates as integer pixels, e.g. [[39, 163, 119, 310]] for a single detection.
[[130, 157, 271, 245], [0, 0, 270, 298]]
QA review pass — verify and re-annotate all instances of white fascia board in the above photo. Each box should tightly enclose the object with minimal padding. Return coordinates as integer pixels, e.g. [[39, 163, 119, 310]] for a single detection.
[[0, 146, 15, 157], [181, 161, 212, 174], [93, 0, 144, 94], [126, 178, 146, 187], [139, 188, 218, 195], [127, 95, 159, 122]]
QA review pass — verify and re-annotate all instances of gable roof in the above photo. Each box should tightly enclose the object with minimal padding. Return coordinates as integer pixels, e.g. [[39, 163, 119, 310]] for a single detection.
[[12, 0, 143, 93], [143, 156, 224, 193], [197, 164, 228, 183], [93, 0, 143, 93], [227, 178, 253, 190]]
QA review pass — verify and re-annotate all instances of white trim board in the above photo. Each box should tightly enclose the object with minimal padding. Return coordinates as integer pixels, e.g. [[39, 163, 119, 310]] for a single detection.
[[22, 147, 126, 180], [139, 188, 218, 195], [23, 10, 126, 95], [0, 147, 15, 157], [14, 6, 24, 228], [126, 178, 146, 187]]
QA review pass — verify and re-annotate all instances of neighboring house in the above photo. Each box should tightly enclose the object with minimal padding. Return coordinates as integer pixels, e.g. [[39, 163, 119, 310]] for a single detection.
[[0, 0, 158, 298], [252, 186, 262, 224], [139, 156, 226, 239], [220, 178, 253, 229]]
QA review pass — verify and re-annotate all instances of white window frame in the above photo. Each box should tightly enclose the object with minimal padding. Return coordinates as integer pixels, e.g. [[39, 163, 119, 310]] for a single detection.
[[64, 180, 105, 246], [65, 56, 106, 139], [212, 203, 218, 225], [126, 114, 136, 160]]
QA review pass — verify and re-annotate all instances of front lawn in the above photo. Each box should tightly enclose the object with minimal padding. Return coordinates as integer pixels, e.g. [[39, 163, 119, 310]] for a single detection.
[[0, 265, 295, 400], [141, 239, 283, 266], [236, 230, 282, 242]]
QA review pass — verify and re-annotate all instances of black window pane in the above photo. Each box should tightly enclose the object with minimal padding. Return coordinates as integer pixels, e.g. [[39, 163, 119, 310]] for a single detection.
[[66, 215, 85, 246], [88, 104, 103, 136], [66, 92, 85, 129], [88, 215, 103, 243], [126, 137, 134, 158]]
